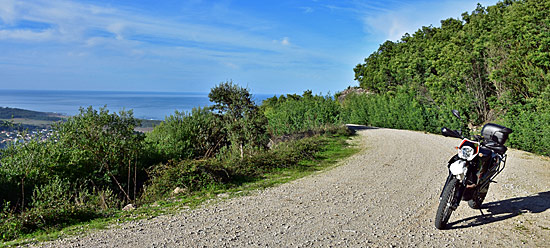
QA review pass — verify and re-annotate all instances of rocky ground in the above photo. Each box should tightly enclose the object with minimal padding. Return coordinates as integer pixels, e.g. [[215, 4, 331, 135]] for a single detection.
[[29, 127, 550, 247]]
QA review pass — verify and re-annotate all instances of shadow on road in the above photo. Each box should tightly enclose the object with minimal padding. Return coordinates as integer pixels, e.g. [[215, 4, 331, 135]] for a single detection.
[[448, 191, 550, 229], [345, 125, 378, 132]]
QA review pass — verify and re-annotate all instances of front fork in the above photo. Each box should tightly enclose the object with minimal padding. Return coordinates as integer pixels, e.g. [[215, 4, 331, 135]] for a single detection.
[[440, 172, 466, 209]]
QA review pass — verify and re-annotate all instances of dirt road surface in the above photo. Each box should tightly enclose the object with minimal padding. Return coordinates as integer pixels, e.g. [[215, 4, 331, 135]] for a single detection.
[[32, 127, 550, 247]]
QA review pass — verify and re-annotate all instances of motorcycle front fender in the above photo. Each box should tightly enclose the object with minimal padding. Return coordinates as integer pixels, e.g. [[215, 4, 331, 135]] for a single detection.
[[447, 154, 460, 167], [449, 160, 467, 181]]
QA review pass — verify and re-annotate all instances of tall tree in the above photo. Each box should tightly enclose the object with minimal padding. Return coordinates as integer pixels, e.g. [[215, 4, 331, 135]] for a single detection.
[[208, 81, 269, 158]]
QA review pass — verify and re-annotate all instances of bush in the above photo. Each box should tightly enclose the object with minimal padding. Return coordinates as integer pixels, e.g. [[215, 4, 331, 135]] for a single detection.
[[0, 202, 23, 242], [146, 107, 225, 162], [0, 106, 147, 241], [52, 106, 145, 202], [340, 88, 465, 134], [0, 179, 104, 242], [141, 131, 344, 203], [141, 159, 230, 202], [0, 138, 54, 212], [503, 103, 550, 156], [23, 178, 99, 231], [263, 92, 342, 136]]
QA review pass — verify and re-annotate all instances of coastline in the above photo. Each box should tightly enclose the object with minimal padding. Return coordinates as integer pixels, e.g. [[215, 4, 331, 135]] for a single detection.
[[0, 89, 273, 120]]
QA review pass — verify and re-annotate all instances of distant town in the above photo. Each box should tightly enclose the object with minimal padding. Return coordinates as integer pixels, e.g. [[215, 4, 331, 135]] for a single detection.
[[0, 107, 61, 149], [0, 107, 161, 149], [0, 128, 54, 149]]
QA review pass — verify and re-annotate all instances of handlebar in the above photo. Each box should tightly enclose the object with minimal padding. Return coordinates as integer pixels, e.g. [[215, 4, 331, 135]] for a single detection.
[[441, 127, 484, 142], [441, 127, 462, 139]]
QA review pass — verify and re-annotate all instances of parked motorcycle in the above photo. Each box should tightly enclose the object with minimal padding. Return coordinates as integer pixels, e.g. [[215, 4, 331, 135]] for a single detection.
[[434, 110, 513, 230]]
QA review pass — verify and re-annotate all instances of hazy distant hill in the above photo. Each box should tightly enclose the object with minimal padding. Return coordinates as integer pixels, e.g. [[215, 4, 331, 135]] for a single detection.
[[0, 107, 160, 132], [0, 107, 64, 121]]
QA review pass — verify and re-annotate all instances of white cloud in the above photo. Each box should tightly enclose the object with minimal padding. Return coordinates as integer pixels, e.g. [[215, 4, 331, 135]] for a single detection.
[[0, 0, 17, 25], [300, 7, 313, 14], [67, 51, 88, 57], [223, 62, 239, 69], [363, 10, 414, 41], [281, 37, 290, 46], [106, 22, 126, 40], [0, 0, 345, 93], [89, 5, 117, 15], [0, 0, 288, 55], [0, 28, 55, 41], [359, 0, 499, 42]]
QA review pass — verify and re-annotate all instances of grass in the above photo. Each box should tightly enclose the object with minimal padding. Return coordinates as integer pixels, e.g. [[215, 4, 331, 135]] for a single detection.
[[2, 133, 359, 247]]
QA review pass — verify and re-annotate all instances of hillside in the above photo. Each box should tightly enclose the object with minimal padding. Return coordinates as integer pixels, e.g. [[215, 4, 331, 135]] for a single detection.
[[350, 0, 550, 156], [0, 107, 64, 122], [32, 127, 550, 247], [0, 107, 160, 131]]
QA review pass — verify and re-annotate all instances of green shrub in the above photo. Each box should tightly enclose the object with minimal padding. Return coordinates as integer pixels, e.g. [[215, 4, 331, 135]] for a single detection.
[[226, 134, 329, 178], [141, 159, 230, 202], [0, 201, 23, 242], [23, 178, 98, 231], [503, 103, 550, 156], [340, 88, 465, 134], [146, 107, 225, 162], [0, 138, 54, 211], [0, 179, 104, 241], [263, 92, 342, 136], [51, 106, 145, 202], [141, 130, 345, 203]]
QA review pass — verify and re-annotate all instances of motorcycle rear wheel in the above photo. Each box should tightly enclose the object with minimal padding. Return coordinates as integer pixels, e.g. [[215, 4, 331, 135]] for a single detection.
[[435, 177, 460, 230]]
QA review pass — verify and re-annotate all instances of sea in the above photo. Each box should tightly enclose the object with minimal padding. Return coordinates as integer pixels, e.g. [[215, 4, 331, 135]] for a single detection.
[[0, 90, 275, 120]]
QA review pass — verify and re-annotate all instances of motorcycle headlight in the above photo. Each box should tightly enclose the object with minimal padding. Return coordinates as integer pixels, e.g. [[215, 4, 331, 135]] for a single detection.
[[458, 146, 475, 160]]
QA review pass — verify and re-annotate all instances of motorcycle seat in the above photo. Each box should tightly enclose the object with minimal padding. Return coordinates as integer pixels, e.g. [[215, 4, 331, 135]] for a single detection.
[[484, 142, 507, 155]]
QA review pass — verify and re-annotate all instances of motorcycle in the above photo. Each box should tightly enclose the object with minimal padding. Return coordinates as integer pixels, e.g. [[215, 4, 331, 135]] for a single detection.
[[434, 110, 513, 230]]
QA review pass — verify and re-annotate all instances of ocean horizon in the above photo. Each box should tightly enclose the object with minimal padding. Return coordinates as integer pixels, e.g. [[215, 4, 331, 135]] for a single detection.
[[0, 89, 275, 120]]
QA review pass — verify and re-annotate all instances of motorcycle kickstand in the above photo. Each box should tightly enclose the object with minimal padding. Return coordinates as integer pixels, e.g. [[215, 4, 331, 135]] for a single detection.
[[479, 209, 485, 217]]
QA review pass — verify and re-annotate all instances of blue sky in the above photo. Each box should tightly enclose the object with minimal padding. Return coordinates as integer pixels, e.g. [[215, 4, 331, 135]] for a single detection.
[[0, 0, 498, 95]]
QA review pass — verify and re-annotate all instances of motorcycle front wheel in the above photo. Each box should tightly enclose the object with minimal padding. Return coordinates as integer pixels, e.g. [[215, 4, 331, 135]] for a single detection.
[[435, 177, 460, 230]]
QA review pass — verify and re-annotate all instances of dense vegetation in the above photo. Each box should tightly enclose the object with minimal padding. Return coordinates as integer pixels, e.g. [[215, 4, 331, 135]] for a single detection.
[[262, 91, 341, 136], [351, 0, 549, 155], [0, 82, 351, 242]]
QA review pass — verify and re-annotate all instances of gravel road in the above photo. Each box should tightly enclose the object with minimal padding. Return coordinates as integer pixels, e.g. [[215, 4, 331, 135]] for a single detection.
[[31, 127, 550, 247]]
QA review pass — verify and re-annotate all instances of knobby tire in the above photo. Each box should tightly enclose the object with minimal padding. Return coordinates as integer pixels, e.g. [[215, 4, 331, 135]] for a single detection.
[[435, 177, 459, 230]]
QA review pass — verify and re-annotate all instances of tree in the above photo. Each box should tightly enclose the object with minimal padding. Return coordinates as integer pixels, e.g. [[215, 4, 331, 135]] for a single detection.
[[349, 0, 550, 155], [52, 106, 144, 202], [208, 81, 269, 158]]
